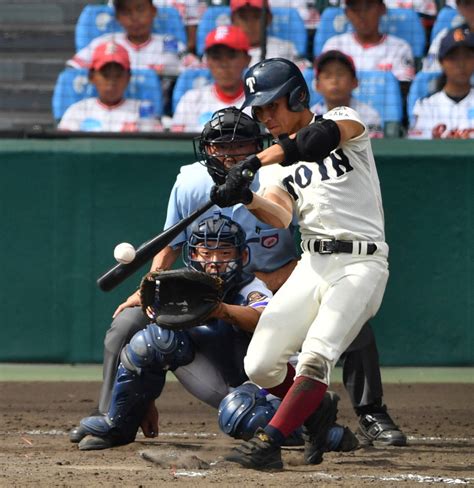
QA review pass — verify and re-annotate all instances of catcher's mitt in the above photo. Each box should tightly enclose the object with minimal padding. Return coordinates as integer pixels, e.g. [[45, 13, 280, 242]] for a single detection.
[[139, 269, 224, 330]]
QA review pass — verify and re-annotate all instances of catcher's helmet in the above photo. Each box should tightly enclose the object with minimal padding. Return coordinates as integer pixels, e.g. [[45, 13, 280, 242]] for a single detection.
[[242, 58, 310, 113], [194, 106, 264, 184], [183, 213, 249, 290]]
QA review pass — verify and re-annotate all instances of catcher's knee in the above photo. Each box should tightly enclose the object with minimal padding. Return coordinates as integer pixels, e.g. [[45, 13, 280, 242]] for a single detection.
[[121, 324, 194, 373], [296, 351, 331, 385], [218, 383, 279, 440]]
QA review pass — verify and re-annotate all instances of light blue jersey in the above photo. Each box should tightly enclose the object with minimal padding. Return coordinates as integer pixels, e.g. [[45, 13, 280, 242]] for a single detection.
[[164, 162, 298, 273]]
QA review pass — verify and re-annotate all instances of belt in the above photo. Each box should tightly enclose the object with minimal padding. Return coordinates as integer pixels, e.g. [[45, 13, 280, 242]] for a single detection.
[[303, 239, 378, 255]]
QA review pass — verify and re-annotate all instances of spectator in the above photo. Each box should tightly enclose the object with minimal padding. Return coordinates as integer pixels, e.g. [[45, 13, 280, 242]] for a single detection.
[[312, 50, 383, 137], [230, 0, 311, 68], [68, 0, 187, 77], [409, 26, 474, 139], [321, 0, 415, 82], [58, 42, 162, 132], [107, 0, 207, 54], [171, 25, 251, 132], [423, 0, 474, 72], [269, 0, 320, 31]]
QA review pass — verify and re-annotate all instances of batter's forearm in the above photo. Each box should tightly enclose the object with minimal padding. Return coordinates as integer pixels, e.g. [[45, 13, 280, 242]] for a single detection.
[[246, 193, 292, 228], [211, 303, 262, 332]]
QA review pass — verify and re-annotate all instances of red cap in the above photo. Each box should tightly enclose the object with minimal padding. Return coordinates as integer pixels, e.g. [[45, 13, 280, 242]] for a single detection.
[[91, 42, 130, 71], [230, 0, 270, 12], [205, 25, 250, 52]]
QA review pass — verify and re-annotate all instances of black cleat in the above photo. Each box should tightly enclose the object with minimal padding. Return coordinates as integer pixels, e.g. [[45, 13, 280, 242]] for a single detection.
[[302, 391, 340, 465], [69, 424, 90, 443], [225, 428, 283, 470], [357, 406, 407, 447]]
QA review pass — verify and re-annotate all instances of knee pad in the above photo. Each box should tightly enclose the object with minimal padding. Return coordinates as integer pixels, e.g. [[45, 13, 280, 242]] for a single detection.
[[121, 324, 194, 373], [218, 383, 278, 441], [297, 351, 331, 384]]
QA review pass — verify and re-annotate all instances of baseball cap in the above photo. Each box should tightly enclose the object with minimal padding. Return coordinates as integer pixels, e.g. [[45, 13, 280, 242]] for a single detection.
[[90, 41, 130, 71], [205, 25, 250, 52], [315, 50, 356, 77], [230, 0, 270, 12], [438, 26, 474, 60]]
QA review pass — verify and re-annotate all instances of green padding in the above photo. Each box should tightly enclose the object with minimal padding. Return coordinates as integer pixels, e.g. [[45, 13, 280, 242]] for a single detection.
[[0, 138, 472, 365]]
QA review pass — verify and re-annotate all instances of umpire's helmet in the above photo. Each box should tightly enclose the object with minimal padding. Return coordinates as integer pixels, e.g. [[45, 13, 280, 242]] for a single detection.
[[194, 106, 264, 184], [183, 212, 249, 291], [242, 58, 310, 113]]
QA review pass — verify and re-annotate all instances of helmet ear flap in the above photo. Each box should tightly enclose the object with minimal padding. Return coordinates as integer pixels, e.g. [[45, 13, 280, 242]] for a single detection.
[[288, 85, 308, 112]]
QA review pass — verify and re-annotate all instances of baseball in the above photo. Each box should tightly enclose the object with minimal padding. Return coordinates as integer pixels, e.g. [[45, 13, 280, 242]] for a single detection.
[[114, 242, 136, 264]]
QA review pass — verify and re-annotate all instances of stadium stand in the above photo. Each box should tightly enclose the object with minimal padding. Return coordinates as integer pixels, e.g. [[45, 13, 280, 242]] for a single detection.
[[75, 4, 187, 51], [52, 67, 163, 123], [314, 6, 426, 58], [0, 0, 102, 130], [430, 6, 464, 42], [195, 6, 308, 57], [171, 68, 214, 113]]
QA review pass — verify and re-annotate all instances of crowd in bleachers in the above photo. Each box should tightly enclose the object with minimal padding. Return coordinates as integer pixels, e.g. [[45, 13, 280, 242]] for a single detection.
[[53, 0, 474, 138]]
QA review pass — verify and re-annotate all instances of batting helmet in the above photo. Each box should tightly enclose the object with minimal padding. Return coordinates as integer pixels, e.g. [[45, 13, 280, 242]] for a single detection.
[[218, 383, 279, 440], [242, 58, 310, 113], [194, 106, 264, 184], [183, 213, 249, 292]]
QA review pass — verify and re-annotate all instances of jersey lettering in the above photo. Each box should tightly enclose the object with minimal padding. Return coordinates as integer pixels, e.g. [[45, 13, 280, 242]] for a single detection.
[[282, 149, 353, 198]]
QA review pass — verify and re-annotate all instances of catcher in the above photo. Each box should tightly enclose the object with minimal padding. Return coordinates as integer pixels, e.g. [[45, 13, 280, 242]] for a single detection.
[[75, 213, 357, 453]]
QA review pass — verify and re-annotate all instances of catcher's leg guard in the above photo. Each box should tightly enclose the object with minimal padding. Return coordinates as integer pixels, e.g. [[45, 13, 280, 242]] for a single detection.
[[121, 323, 194, 373], [78, 363, 166, 450]]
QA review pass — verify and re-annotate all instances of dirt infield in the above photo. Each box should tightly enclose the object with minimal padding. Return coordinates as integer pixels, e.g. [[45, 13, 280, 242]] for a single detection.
[[1, 381, 473, 487]]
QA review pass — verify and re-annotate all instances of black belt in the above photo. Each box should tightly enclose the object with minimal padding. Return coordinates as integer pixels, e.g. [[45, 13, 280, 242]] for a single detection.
[[305, 239, 378, 255]]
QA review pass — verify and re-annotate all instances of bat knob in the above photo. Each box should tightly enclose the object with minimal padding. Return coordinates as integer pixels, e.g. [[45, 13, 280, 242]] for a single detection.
[[241, 169, 254, 180]]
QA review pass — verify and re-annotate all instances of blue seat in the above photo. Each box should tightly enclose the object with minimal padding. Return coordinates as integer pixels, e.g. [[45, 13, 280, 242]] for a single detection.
[[314, 7, 426, 58], [303, 67, 403, 127], [75, 5, 186, 51], [406, 71, 442, 125], [195, 6, 307, 57], [171, 68, 214, 113], [430, 6, 465, 42], [52, 68, 163, 121]]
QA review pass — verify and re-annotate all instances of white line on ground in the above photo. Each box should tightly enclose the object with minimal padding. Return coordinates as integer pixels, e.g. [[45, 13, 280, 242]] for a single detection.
[[308, 472, 474, 485]]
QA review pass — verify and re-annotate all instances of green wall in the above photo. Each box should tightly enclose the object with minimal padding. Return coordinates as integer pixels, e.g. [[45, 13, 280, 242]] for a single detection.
[[0, 138, 472, 366]]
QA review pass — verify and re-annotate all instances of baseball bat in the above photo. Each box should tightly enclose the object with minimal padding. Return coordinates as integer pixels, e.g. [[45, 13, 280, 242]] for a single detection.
[[97, 199, 215, 292]]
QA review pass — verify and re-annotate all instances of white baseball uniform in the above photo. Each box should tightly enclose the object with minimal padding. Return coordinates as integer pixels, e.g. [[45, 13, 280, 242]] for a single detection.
[[58, 97, 162, 132], [67, 32, 185, 76], [322, 32, 415, 81], [243, 107, 389, 388], [408, 88, 474, 139], [311, 98, 383, 138], [171, 83, 249, 132], [249, 36, 310, 69]]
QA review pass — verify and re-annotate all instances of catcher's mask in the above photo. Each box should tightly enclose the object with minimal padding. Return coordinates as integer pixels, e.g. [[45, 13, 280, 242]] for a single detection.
[[183, 213, 249, 290], [193, 106, 265, 184]]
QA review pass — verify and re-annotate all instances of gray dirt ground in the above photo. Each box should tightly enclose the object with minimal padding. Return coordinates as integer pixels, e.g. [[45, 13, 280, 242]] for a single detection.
[[0, 381, 473, 487]]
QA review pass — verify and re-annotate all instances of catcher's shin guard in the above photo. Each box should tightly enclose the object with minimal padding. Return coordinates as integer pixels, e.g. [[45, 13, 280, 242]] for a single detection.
[[80, 363, 166, 449], [121, 324, 194, 373]]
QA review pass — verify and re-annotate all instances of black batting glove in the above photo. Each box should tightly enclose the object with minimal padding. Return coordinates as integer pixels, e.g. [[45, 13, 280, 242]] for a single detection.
[[210, 183, 253, 208], [229, 155, 262, 182]]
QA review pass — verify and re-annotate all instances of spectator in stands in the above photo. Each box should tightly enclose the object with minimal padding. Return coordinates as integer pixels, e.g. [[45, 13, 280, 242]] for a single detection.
[[321, 0, 415, 82], [68, 0, 189, 77], [230, 0, 311, 68], [269, 0, 320, 31], [59, 42, 162, 132], [409, 27, 474, 139], [107, 0, 206, 54], [423, 0, 474, 72], [312, 50, 383, 137], [171, 25, 251, 132]]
